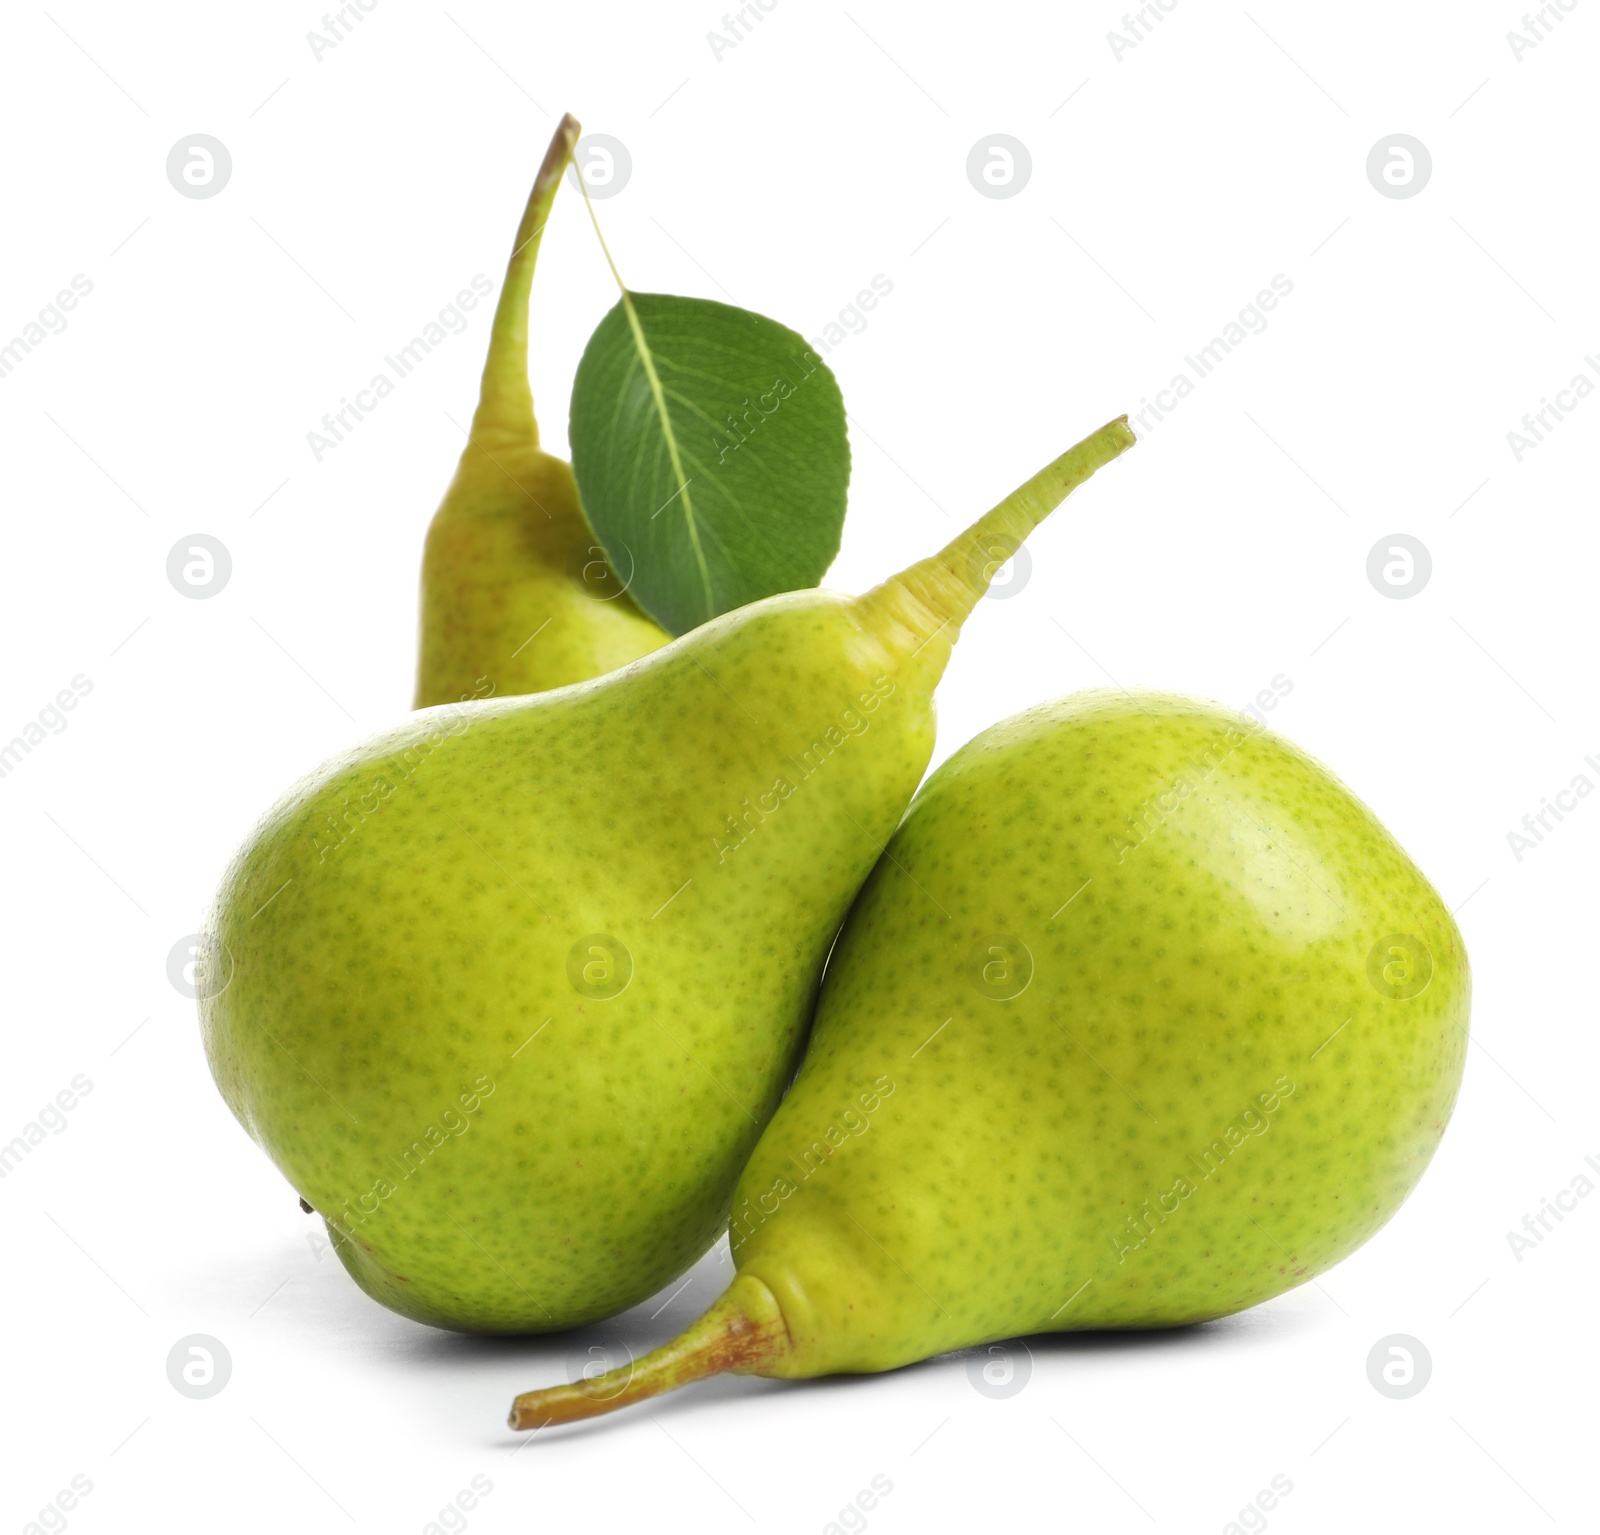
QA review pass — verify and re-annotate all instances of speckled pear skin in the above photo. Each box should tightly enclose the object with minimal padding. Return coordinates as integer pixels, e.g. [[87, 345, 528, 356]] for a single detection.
[[205, 419, 1136, 1340], [729, 691, 1470, 1377], [414, 430, 667, 709], [203, 592, 930, 1332], [413, 112, 666, 710]]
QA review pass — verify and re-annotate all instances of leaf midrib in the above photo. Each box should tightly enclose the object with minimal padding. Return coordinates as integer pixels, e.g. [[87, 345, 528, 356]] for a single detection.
[[615, 291, 714, 623]]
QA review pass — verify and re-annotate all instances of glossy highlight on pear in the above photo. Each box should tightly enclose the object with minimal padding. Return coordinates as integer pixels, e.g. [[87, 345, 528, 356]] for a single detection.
[[509, 690, 1468, 1426]]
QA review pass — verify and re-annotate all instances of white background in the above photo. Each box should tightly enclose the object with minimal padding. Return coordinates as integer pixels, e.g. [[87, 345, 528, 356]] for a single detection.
[[2, 2, 1595, 1531]]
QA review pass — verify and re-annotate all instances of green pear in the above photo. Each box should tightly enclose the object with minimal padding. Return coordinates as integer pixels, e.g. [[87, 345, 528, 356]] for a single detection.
[[413, 113, 667, 710], [202, 419, 1136, 1332], [510, 690, 1469, 1425]]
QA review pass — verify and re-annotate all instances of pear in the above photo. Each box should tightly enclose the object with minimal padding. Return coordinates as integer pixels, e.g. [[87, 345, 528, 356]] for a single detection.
[[413, 113, 667, 709], [510, 690, 1469, 1424], [202, 419, 1136, 1332]]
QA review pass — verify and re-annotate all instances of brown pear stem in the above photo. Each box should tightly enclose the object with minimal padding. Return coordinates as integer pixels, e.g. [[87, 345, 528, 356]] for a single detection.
[[469, 112, 582, 451], [853, 415, 1136, 676], [508, 1275, 789, 1431]]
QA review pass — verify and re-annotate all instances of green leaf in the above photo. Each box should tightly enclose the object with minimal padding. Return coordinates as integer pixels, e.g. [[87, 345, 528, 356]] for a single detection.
[[568, 292, 850, 636]]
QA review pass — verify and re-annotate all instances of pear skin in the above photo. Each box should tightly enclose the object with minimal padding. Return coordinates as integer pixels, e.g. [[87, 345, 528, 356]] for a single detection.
[[414, 113, 667, 709], [510, 691, 1468, 1424], [203, 421, 1135, 1332]]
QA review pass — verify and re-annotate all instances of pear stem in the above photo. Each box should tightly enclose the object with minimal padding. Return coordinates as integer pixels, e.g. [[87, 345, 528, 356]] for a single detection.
[[508, 1276, 788, 1431], [469, 112, 581, 451], [853, 415, 1136, 675]]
